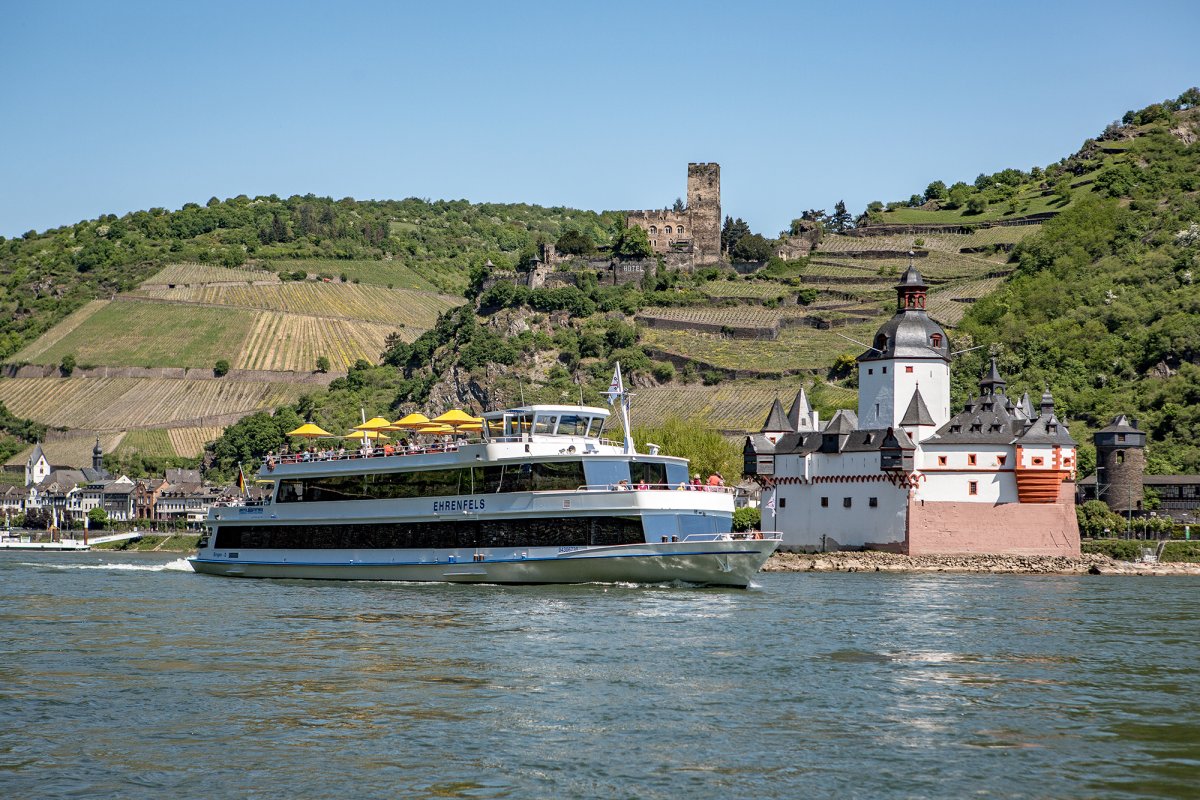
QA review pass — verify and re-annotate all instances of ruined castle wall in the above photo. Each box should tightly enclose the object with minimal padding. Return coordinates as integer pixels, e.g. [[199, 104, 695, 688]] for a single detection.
[[687, 162, 721, 265]]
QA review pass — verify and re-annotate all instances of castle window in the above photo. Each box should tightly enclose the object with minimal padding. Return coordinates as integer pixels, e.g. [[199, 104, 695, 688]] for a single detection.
[[868, 368, 873, 375], [1032, 457, 1044, 466], [1064, 457, 1073, 466], [937, 456, 947, 466], [869, 497, 878, 508], [843, 497, 852, 508], [969, 481, 978, 495], [882, 367, 887, 374], [1117, 434, 1126, 442], [931, 333, 942, 347], [997, 455, 1007, 466], [665, 226, 672, 235], [906, 366, 913, 373], [1116, 451, 1124, 464], [820, 496, 829, 507], [968, 454, 977, 466], [649, 226, 657, 236], [677, 226, 684, 235]]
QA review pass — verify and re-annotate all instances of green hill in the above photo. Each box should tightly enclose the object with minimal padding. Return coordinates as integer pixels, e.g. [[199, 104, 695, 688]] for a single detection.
[[4, 89, 1198, 481]]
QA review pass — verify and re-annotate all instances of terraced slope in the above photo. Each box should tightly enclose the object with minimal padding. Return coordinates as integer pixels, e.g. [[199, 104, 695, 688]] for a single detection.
[[622, 381, 858, 433], [0, 376, 309, 430]]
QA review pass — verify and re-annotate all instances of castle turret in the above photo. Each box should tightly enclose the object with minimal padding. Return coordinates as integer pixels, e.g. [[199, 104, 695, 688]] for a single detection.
[[93, 438, 104, 472], [857, 261, 951, 430], [1094, 414, 1146, 514]]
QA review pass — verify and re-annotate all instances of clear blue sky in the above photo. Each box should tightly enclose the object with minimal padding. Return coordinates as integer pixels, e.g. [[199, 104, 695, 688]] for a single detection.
[[2, 0, 1197, 239]]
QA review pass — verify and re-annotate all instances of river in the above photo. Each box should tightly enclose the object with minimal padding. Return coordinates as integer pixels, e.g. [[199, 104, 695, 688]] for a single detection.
[[1, 551, 1196, 799]]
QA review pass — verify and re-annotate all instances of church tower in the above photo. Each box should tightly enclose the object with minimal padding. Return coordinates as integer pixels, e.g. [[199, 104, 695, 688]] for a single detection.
[[856, 260, 951, 432]]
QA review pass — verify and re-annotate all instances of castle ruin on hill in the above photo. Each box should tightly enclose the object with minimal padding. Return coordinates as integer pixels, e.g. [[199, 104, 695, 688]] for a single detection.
[[624, 162, 722, 267]]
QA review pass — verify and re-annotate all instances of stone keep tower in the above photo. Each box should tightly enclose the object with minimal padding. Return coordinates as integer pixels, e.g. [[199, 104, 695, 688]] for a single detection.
[[686, 163, 721, 265], [1094, 414, 1146, 514]]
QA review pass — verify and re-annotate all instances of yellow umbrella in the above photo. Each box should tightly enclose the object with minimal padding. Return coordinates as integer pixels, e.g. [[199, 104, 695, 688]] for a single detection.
[[457, 422, 483, 432], [344, 430, 390, 440], [414, 424, 454, 435], [287, 423, 334, 438], [392, 412, 431, 428], [354, 417, 394, 431], [431, 409, 482, 426]]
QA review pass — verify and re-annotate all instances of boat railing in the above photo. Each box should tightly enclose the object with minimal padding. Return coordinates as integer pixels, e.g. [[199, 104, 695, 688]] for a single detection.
[[679, 531, 782, 542], [576, 483, 737, 494], [268, 444, 462, 469]]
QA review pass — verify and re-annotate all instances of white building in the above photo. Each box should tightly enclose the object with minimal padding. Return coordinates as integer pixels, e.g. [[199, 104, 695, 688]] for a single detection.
[[745, 264, 1080, 556]]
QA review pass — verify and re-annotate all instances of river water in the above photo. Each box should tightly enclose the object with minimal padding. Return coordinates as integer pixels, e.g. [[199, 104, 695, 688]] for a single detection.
[[1, 552, 1196, 799]]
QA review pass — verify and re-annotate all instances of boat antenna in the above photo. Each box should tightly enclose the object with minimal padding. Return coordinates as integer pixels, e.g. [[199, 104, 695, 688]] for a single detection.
[[578, 380, 584, 407]]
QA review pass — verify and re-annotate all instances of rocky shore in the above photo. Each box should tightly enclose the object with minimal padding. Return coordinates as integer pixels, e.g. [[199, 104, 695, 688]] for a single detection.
[[764, 551, 1200, 576]]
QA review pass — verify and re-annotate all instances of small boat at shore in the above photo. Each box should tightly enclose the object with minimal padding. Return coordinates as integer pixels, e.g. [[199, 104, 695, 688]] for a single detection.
[[190, 398, 779, 587], [0, 533, 89, 551]]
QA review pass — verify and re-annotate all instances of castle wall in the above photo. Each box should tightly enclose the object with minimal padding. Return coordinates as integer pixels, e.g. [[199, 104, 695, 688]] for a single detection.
[[1097, 444, 1145, 513], [906, 482, 1081, 556], [626, 210, 690, 254], [769, 476, 909, 552], [857, 357, 951, 430], [687, 162, 721, 265]]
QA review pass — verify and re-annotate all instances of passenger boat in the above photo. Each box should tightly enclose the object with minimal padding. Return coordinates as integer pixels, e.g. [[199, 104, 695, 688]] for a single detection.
[[189, 402, 779, 587]]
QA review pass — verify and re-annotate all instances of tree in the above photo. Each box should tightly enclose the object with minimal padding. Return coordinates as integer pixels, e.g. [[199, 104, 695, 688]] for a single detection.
[[1053, 177, 1073, 204], [214, 359, 230, 377], [966, 194, 989, 214], [315, 356, 331, 373], [672, 197, 685, 213], [611, 225, 653, 260], [87, 507, 108, 530], [829, 200, 853, 232], [1076, 500, 1127, 538], [556, 229, 595, 256], [721, 216, 751, 254], [731, 233, 774, 262], [925, 180, 948, 201], [946, 182, 971, 209], [632, 415, 742, 481], [59, 354, 76, 377]]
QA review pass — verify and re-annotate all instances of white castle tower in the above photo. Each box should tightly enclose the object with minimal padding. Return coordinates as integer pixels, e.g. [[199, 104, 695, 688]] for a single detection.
[[856, 260, 951, 433]]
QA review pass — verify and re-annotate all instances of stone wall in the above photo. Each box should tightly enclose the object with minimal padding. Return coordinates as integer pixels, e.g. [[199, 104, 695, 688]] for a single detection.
[[0, 363, 339, 384], [906, 482, 1081, 557]]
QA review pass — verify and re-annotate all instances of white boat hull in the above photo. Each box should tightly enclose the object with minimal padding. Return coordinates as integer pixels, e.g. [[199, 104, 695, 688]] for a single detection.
[[188, 538, 779, 588]]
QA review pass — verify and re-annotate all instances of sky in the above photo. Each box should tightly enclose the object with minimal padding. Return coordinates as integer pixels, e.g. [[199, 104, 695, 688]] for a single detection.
[[1, 0, 1198, 239]]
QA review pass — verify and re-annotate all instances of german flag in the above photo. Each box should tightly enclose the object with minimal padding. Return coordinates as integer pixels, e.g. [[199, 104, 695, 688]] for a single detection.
[[237, 465, 247, 496]]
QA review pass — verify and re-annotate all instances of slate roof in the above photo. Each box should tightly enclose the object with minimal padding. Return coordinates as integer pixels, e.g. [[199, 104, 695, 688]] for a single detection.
[[1098, 414, 1141, 434], [899, 387, 936, 427], [787, 388, 814, 431], [859, 266, 950, 363], [1017, 412, 1077, 446], [761, 399, 790, 433]]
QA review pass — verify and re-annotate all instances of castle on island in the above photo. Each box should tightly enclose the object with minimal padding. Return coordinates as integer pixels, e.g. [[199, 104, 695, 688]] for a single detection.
[[744, 263, 1081, 556]]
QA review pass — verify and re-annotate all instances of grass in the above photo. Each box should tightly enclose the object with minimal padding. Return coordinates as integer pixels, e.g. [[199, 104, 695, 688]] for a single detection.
[[3, 431, 128, 467], [144, 263, 277, 285], [11, 300, 111, 363], [264, 259, 442, 292], [631, 379, 859, 432], [126, 282, 463, 326], [92, 534, 200, 551], [17, 299, 257, 369], [0, 376, 311, 429], [115, 428, 175, 458], [641, 320, 879, 373]]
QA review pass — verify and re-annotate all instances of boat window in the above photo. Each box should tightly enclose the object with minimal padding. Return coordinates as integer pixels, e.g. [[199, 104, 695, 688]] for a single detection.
[[583, 460, 629, 488], [630, 461, 667, 487], [533, 415, 558, 435], [665, 463, 689, 487], [558, 414, 589, 437], [532, 461, 585, 491], [587, 417, 605, 438], [485, 418, 506, 439], [214, 516, 645, 550], [506, 414, 533, 438]]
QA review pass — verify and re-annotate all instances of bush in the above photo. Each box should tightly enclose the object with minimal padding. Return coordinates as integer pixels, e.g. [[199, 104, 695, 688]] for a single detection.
[[315, 356, 330, 373], [60, 353, 76, 377], [214, 359, 230, 377], [1161, 541, 1200, 563], [732, 506, 761, 532], [1081, 539, 1144, 561], [966, 195, 989, 214], [651, 362, 675, 382]]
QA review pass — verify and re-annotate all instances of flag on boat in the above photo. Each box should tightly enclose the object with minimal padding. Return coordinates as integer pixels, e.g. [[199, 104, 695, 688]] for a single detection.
[[765, 490, 775, 511], [237, 464, 247, 496], [604, 363, 624, 406]]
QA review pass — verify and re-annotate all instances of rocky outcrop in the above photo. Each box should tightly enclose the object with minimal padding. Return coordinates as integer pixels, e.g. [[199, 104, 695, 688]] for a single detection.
[[763, 550, 1200, 575]]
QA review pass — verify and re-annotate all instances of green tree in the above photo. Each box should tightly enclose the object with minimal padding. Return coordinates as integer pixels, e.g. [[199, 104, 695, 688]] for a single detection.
[[732, 506, 761, 532], [925, 180, 948, 201], [60, 354, 77, 377], [214, 359, 230, 377], [315, 356, 331, 373], [612, 225, 653, 259], [721, 216, 751, 254], [829, 200, 853, 232], [731, 233, 774, 262], [966, 194, 989, 214], [632, 415, 742, 481], [556, 229, 595, 256], [946, 182, 971, 209], [1053, 177, 1073, 204], [87, 507, 108, 530], [1076, 500, 1126, 538]]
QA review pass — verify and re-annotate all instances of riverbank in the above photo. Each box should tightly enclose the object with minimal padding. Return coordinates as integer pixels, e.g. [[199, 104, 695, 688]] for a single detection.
[[91, 534, 200, 552], [764, 551, 1200, 575]]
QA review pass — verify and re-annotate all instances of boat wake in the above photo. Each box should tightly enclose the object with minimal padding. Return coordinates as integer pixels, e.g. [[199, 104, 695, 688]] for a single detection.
[[22, 558, 194, 573]]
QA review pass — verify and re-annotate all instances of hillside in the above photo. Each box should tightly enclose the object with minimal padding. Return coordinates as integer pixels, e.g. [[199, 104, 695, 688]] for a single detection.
[[4, 89, 1198, 481]]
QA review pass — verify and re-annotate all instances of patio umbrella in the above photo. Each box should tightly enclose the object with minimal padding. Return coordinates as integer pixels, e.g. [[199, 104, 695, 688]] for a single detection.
[[431, 409, 482, 426], [354, 417, 394, 432], [287, 423, 334, 438], [414, 424, 455, 435], [392, 412, 431, 429], [344, 430, 390, 440]]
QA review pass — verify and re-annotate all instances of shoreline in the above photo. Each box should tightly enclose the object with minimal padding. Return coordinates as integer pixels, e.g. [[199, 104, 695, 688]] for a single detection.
[[764, 551, 1200, 575]]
